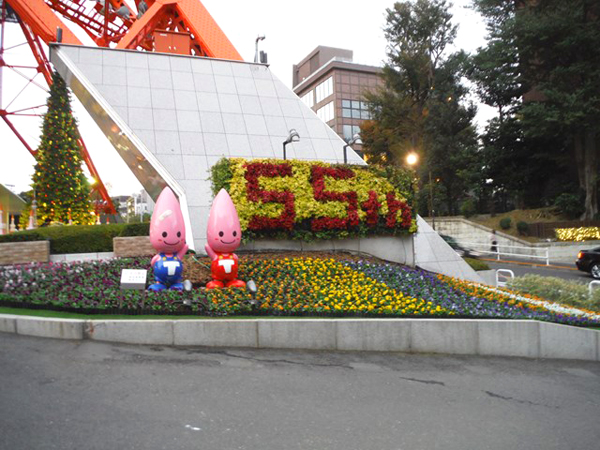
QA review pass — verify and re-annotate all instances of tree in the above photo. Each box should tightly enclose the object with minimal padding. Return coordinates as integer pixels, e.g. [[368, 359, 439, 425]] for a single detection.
[[471, 0, 600, 219], [517, 0, 600, 219], [363, 0, 478, 215], [32, 72, 93, 225]]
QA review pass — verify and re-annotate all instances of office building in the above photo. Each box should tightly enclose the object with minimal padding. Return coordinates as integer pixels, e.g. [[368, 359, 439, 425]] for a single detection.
[[292, 46, 383, 147]]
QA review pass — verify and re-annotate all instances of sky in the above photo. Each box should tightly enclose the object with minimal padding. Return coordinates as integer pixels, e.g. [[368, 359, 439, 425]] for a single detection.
[[0, 0, 493, 196]]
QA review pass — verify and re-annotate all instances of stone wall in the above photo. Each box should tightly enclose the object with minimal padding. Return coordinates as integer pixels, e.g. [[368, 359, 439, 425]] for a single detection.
[[0, 241, 50, 265], [113, 236, 154, 257], [240, 236, 415, 267], [431, 217, 600, 263]]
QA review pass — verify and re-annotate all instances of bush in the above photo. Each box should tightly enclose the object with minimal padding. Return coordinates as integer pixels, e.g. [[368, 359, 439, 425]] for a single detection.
[[508, 275, 600, 312], [554, 193, 585, 219], [499, 217, 511, 230], [464, 257, 490, 271], [215, 157, 416, 242], [0, 223, 150, 254], [460, 198, 477, 218], [119, 222, 150, 237], [516, 221, 529, 236]]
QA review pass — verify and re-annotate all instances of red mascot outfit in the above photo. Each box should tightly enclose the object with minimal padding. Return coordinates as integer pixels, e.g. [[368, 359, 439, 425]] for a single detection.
[[205, 189, 246, 290]]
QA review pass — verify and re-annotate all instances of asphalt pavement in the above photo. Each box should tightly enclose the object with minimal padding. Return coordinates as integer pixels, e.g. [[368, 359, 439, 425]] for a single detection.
[[482, 257, 593, 283], [1, 333, 599, 450]]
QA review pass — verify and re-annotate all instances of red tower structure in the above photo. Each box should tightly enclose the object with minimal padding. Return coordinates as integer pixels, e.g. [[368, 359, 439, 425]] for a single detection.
[[0, 0, 242, 214]]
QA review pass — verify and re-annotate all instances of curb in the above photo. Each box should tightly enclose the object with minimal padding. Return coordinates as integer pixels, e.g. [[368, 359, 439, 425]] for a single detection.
[[1, 315, 599, 362]]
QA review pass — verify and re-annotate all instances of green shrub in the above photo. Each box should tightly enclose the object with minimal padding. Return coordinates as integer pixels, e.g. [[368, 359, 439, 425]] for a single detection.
[[0, 223, 149, 254], [464, 257, 490, 271], [460, 198, 477, 218], [119, 222, 150, 237], [516, 221, 529, 235], [508, 275, 600, 312], [210, 157, 232, 196], [554, 193, 585, 219], [499, 217, 512, 230]]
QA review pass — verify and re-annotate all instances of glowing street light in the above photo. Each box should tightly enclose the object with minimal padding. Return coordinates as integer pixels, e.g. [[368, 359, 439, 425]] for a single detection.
[[406, 152, 418, 166]]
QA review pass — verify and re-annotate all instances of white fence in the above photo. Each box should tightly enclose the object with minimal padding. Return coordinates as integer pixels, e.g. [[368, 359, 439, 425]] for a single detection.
[[460, 241, 550, 266]]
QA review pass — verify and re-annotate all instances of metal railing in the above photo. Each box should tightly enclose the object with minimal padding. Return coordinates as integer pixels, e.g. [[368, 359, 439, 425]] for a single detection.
[[459, 241, 550, 266], [589, 280, 600, 297], [496, 269, 514, 287]]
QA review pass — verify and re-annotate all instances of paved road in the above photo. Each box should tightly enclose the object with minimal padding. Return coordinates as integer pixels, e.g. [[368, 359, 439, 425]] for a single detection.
[[483, 258, 593, 283], [1, 334, 599, 450]]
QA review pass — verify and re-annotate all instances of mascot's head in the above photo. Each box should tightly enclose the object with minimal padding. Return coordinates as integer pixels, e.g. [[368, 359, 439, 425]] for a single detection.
[[149, 187, 186, 254], [206, 189, 242, 253]]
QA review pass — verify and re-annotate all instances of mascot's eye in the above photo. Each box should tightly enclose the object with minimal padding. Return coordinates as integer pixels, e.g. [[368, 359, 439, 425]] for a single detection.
[[177, 231, 181, 238], [162, 232, 167, 238], [233, 231, 237, 237], [219, 231, 224, 237]]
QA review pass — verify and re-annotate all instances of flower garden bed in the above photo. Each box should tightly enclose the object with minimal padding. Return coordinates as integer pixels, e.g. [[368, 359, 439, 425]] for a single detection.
[[1, 253, 599, 327], [211, 158, 416, 242]]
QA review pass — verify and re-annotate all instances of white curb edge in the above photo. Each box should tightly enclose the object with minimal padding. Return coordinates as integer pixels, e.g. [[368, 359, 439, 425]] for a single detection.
[[1, 315, 598, 362]]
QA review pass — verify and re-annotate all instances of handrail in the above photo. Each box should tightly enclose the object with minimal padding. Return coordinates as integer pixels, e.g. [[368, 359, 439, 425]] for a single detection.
[[589, 281, 600, 297], [457, 241, 550, 266], [496, 269, 514, 287]]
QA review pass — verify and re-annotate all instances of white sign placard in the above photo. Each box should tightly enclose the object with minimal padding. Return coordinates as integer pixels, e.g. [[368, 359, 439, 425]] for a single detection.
[[120, 269, 148, 290]]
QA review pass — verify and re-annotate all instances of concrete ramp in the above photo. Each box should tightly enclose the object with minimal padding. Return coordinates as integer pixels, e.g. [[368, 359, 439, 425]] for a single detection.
[[414, 216, 484, 283]]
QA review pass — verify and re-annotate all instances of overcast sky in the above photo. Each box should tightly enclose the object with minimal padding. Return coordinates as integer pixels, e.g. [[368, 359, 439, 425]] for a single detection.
[[0, 0, 492, 196]]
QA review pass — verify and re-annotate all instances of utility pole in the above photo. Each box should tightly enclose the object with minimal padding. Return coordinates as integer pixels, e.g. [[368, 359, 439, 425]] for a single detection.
[[429, 170, 435, 230]]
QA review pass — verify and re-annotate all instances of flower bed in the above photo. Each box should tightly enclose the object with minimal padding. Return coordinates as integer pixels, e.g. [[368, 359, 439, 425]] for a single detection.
[[555, 226, 600, 241], [1, 255, 599, 327], [211, 158, 416, 241]]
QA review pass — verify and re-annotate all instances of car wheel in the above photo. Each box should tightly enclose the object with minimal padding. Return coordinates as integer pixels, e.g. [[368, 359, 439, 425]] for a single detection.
[[591, 264, 600, 279]]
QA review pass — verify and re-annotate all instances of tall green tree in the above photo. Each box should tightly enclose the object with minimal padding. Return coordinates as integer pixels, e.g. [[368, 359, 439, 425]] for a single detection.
[[363, 0, 478, 214], [517, 0, 600, 219], [471, 0, 600, 218], [32, 72, 93, 225]]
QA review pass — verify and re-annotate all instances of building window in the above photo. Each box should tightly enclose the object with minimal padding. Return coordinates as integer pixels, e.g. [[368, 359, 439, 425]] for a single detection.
[[301, 90, 314, 108], [342, 100, 371, 120], [343, 124, 361, 141], [315, 76, 333, 103], [317, 101, 334, 123]]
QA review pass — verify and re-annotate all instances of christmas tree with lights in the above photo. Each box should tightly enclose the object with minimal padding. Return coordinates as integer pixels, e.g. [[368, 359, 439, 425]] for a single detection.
[[32, 71, 93, 225]]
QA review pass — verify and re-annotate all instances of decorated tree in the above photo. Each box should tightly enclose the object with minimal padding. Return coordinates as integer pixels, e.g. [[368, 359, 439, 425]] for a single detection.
[[32, 71, 93, 225]]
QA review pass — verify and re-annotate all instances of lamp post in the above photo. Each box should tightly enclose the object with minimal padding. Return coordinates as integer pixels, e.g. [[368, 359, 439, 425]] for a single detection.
[[254, 35, 265, 63], [406, 152, 435, 229], [343, 133, 363, 164], [428, 170, 435, 230], [283, 129, 299, 160]]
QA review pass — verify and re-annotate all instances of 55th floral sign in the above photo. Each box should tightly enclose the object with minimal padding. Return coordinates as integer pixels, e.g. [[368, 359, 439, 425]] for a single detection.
[[211, 158, 416, 241]]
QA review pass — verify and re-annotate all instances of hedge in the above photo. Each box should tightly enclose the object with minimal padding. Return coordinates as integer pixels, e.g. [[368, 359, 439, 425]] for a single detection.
[[0, 223, 149, 254]]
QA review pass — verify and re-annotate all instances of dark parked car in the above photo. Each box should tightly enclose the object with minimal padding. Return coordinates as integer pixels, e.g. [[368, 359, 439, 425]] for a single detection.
[[576, 247, 600, 279], [441, 234, 481, 259]]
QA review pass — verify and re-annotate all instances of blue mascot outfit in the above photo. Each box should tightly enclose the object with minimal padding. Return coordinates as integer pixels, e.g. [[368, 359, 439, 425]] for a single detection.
[[148, 254, 184, 291]]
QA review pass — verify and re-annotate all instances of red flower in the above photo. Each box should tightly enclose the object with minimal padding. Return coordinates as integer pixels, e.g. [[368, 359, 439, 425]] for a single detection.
[[245, 162, 296, 230], [311, 166, 358, 231], [386, 192, 412, 229], [361, 190, 381, 227]]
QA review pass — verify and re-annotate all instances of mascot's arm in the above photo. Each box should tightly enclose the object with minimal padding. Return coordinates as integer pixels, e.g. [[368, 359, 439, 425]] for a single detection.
[[205, 243, 217, 260], [176, 243, 189, 260], [151, 254, 161, 267]]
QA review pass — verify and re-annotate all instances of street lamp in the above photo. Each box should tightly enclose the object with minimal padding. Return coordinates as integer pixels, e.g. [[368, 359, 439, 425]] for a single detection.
[[343, 133, 362, 164], [283, 129, 299, 160], [405, 152, 436, 230], [406, 152, 418, 167], [254, 35, 265, 63]]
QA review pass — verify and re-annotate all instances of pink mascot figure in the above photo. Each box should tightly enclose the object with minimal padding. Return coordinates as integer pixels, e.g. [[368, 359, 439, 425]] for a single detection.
[[148, 187, 188, 291], [205, 189, 246, 289]]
